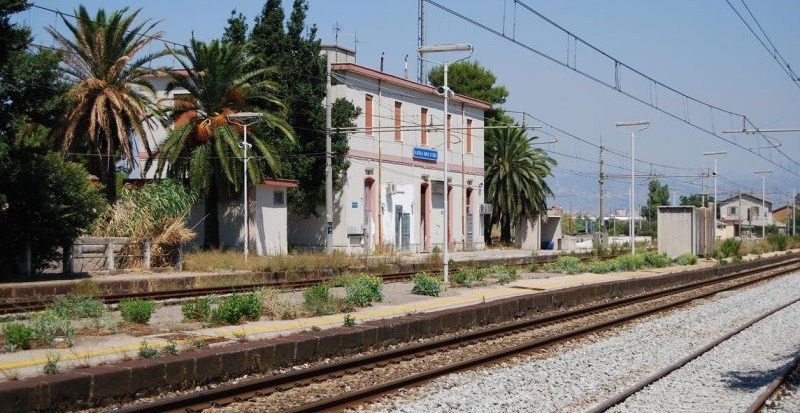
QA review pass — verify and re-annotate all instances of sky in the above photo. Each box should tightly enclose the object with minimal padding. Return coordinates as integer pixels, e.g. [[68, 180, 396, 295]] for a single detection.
[[14, 0, 800, 215]]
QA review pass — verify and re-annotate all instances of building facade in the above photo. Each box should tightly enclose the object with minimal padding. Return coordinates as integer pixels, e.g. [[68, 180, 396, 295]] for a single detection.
[[718, 193, 773, 236], [289, 47, 490, 253]]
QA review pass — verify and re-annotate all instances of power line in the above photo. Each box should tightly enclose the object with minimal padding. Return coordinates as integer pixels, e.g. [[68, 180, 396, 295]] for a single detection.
[[724, 0, 800, 89], [423, 0, 800, 177]]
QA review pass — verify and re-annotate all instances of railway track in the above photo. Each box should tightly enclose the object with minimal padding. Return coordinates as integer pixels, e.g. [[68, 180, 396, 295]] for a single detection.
[[112, 256, 800, 413], [0, 254, 613, 315], [744, 351, 800, 413]]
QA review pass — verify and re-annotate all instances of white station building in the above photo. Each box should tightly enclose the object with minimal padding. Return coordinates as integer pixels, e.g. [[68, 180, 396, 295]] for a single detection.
[[289, 46, 491, 253]]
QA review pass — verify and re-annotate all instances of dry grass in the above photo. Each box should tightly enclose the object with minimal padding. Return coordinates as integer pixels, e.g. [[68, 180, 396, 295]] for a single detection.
[[183, 250, 372, 273], [258, 288, 302, 320]]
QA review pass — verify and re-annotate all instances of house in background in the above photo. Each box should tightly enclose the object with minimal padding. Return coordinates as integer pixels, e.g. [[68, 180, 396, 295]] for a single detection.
[[288, 45, 491, 254], [773, 204, 798, 234], [718, 193, 774, 237]]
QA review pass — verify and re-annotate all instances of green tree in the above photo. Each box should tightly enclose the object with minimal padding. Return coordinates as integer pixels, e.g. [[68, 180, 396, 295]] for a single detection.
[[248, 0, 357, 217], [428, 60, 513, 125], [155, 38, 294, 248], [222, 9, 248, 46], [485, 127, 556, 243], [47, 6, 167, 203], [0, 128, 107, 274], [680, 193, 714, 208], [640, 180, 670, 222]]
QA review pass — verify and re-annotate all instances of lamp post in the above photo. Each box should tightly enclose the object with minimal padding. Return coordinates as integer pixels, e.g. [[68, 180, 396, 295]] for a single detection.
[[703, 150, 727, 231], [616, 120, 650, 254], [418, 43, 473, 284], [753, 170, 772, 238], [227, 112, 264, 261]]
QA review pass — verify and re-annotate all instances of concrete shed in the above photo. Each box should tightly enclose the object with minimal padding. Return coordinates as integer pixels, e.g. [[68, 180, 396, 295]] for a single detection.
[[657, 206, 715, 258]]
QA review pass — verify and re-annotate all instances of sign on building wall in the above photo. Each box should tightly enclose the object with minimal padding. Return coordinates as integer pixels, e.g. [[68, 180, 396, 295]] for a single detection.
[[413, 147, 438, 162]]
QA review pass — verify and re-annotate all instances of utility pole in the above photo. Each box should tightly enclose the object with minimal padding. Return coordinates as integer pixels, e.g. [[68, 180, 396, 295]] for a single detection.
[[598, 135, 605, 245], [416, 0, 425, 83], [793, 188, 797, 236], [325, 53, 334, 255]]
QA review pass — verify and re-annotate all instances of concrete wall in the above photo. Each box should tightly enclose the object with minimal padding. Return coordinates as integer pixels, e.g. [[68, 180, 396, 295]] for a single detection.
[[515, 215, 541, 250], [657, 206, 715, 258], [253, 184, 290, 255]]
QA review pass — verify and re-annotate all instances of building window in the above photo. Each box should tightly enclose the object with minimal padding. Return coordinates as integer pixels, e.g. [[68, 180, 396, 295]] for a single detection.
[[394, 101, 402, 141], [447, 114, 452, 150], [466, 118, 473, 153], [420, 108, 428, 146], [274, 190, 285, 206], [728, 206, 737, 215], [365, 94, 373, 136]]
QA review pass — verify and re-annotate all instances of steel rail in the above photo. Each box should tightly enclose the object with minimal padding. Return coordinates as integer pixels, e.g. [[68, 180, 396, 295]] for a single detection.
[[743, 353, 800, 413], [114, 256, 800, 413]]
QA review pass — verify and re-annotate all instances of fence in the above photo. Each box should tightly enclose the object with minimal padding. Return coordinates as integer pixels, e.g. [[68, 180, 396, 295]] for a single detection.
[[63, 237, 182, 273]]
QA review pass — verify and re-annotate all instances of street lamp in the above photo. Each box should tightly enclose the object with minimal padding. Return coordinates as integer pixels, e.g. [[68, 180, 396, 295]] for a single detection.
[[418, 43, 473, 284], [703, 150, 727, 226], [616, 120, 650, 254], [227, 112, 264, 261], [753, 170, 772, 238]]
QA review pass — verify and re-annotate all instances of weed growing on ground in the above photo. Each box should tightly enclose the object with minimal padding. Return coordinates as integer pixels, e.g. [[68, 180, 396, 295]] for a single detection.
[[119, 299, 156, 324], [495, 266, 519, 285], [675, 253, 698, 266], [303, 284, 338, 315], [451, 268, 489, 287], [411, 273, 442, 297], [345, 274, 383, 306], [49, 294, 106, 319], [715, 238, 742, 260], [210, 292, 262, 325], [343, 314, 357, 327], [43, 353, 60, 374], [642, 252, 671, 268], [767, 233, 789, 251], [181, 296, 214, 322], [259, 288, 301, 320], [138, 340, 159, 359], [190, 339, 209, 349], [2, 322, 33, 351], [548, 256, 584, 275], [161, 339, 179, 356], [29, 311, 74, 347]]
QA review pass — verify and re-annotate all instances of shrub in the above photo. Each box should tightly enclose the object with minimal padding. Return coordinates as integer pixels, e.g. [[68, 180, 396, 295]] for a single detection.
[[495, 266, 519, 284], [553, 256, 584, 275], [586, 259, 616, 274], [715, 238, 742, 260], [2, 322, 33, 351], [615, 254, 646, 271], [346, 274, 383, 307], [119, 299, 156, 324], [29, 311, 74, 346], [211, 292, 262, 325], [43, 353, 60, 374], [181, 297, 213, 321], [343, 314, 357, 327], [767, 233, 789, 251], [412, 273, 442, 296], [642, 252, 670, 268], [303, 284, 338, 315], [452, 267, 490, 287], [49, 294, 106, 319], [675, 253, 698, 266], [138, 340, 159, 359]]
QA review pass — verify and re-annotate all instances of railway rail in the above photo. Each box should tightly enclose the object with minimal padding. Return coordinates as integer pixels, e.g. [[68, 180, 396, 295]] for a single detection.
[[744, 352, 800, 413], [112, 255, 800, 413], [0, 254, 614, 315]]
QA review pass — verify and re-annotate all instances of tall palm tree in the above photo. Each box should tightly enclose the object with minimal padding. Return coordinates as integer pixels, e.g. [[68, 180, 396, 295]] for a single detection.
[[155, 38, 294, 248], [48, 6, 166, 202], [485, 127, 556, 243]]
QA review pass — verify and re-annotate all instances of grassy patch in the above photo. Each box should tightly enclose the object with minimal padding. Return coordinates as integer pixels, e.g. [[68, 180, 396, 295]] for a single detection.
[[345, 274, 383, 306], [49, 294, 106, 319], [675, 253, 698, 265], [119, 299, 156, 324], [210, 292, 262, 325], [412, 273, 442, 297], [2, 323, 33, 351], [451, 267, 489, 287], [303, 284, 339, 315]]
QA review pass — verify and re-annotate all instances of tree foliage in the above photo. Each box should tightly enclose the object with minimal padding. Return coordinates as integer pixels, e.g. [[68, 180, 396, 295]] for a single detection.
[[641, 180, 670, 221], [222, 9, 248, 46], [680, 193, 714, 208], [0, 129, 107, 274], [155, 38, 294, 247], [485, 127, 556, 243], [248, 0, 358, 217], [47, 6, 167, 203], [428, 60, 513, 125]]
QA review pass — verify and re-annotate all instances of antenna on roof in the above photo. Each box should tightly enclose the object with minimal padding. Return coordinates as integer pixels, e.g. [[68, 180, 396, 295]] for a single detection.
[[380, 52, 385, 72]]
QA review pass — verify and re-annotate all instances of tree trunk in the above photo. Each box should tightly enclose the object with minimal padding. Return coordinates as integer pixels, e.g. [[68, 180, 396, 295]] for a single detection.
[[483, 214, 492, 245], [102, 140, 118, 204], [500, 215, 512, 244], [204, 179, 220, 249]]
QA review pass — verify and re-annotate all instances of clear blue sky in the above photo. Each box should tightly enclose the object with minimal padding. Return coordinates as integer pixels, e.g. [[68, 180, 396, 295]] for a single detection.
[[15, 0, 800, 214]]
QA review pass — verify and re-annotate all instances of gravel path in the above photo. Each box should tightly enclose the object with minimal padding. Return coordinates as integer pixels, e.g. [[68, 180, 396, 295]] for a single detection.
[[361, 271, 800, 413]]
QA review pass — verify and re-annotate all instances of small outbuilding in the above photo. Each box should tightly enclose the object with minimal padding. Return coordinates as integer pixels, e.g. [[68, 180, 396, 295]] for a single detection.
[[657, 206, 715, 258]]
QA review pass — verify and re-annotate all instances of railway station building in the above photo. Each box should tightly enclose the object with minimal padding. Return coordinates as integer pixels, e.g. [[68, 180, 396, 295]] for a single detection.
[[287, 46, 491, 254]]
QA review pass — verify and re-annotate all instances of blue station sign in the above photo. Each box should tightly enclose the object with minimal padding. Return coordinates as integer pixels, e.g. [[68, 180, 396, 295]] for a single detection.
[[413, 147, 438, 162]]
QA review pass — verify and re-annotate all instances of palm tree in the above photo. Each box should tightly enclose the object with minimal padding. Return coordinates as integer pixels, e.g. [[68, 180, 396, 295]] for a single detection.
[[155, 38, 294, 248], [48, 6, 166, 203], [484, 127, 556, 243]]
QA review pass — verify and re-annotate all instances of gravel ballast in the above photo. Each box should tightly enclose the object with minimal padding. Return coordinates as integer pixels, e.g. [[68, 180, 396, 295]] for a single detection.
[[363, 270, 800, 413]]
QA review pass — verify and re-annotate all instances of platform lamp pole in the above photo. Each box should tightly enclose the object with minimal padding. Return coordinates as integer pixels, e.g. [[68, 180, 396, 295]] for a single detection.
[[227, 112, 264, 261], [418, 43, 473, 284], [703, 150, 727, 234], [615, 120, 650, 254], [753, 170, 772, 238]]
